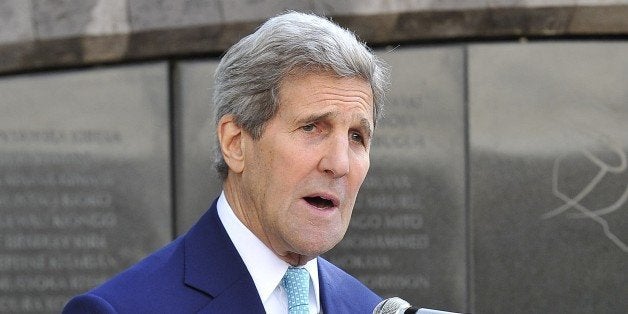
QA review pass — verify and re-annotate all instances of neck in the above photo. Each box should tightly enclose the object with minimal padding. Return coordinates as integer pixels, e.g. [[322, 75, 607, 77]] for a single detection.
[[223, 174, 312, 266]]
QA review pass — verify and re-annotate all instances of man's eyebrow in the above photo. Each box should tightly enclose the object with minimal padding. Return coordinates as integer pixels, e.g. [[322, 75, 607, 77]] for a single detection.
[[358, 117, 373, 139], [297, 111, 335, 124], [297, 111, 373, 138]]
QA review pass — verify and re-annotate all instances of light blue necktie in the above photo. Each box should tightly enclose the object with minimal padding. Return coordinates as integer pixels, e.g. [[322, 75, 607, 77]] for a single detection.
[[282, 266, 310, 314]]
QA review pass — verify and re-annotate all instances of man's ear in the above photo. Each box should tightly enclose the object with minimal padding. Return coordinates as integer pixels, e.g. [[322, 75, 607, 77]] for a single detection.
[[217, 115, 245, 174]]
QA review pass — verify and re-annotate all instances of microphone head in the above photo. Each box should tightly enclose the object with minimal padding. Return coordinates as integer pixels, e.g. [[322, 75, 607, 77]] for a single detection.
[[372, 297, 412, 314]]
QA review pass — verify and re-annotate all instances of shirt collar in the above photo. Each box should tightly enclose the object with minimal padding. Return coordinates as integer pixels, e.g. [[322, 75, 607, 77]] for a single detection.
[[216, 192, 320, 308]]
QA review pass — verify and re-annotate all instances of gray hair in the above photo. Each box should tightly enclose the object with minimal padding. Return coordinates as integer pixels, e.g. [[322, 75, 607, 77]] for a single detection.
[[213, 11, 389, 180]]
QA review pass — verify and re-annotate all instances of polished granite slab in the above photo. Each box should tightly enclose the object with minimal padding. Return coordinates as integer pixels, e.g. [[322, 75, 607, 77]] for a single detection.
[[469, 42, 628, 314], [173, 60, 222, 234], [174, 47, 468, 312], [325, 46, 467, 312], [0, 63, 171, 313]]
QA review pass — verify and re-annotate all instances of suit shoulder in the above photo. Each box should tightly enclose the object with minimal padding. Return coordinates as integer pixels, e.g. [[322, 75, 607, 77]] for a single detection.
[[64, 237, 207, 313], [63, 293, 117, 314], [94, 237, 184, 293]]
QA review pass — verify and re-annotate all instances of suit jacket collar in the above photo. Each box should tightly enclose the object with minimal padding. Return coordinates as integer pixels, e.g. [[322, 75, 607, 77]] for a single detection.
[[183, 200, 265, 313], [318, 257, 381, 313], [319, 257, 345, 313]]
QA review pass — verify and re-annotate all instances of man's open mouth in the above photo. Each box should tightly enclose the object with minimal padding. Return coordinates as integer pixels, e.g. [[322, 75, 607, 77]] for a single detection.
[[304, 196, 336, 209]]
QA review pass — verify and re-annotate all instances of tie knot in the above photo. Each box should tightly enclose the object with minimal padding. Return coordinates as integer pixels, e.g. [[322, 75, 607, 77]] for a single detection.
[[282, 267, 310, 314]]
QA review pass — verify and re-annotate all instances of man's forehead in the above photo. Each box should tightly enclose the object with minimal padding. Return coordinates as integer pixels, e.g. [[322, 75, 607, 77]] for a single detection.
[[277, 73, 375, 122], [280, 69, 372, 96]]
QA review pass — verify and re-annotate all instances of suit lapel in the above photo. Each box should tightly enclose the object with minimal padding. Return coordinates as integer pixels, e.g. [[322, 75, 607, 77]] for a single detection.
[[319, 257, 344, 313], [183, 200, 265, 313], [319, 257, 377, 313]]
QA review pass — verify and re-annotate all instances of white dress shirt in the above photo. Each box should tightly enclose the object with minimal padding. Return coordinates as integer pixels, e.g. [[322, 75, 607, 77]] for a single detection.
[[217, 192, 321, 314]]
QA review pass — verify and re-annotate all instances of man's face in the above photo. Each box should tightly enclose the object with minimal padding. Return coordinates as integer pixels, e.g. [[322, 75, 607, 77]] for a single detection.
[[237, 71, 373, 264]]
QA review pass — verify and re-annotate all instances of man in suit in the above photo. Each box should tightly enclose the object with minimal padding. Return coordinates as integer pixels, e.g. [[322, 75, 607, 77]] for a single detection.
[[63, 11, 389, 313]]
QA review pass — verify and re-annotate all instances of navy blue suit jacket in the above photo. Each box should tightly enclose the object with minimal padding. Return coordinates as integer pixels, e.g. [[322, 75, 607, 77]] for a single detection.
[[63, 199, 381, 313]]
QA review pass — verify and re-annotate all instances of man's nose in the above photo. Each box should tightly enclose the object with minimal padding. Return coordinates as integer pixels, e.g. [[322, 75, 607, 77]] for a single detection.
[[318, 133, 350, 178]]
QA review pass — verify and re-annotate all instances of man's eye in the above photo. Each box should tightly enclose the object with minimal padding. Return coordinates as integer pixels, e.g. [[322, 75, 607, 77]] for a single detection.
[[302, 124, 316, 132], [350, 132, 364, 144]]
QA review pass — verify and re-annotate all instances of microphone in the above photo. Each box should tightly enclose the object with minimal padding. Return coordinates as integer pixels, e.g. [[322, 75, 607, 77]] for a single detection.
[[373, 297, 460, 314]]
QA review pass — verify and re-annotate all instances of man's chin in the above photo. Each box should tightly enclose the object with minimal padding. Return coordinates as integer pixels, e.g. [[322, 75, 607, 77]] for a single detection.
[[294, 239, 342, 259]]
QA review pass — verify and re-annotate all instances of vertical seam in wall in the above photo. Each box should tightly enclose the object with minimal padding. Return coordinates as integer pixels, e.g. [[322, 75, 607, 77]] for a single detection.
[[462, 44, 473, 314], [168, 60, 178, 240]]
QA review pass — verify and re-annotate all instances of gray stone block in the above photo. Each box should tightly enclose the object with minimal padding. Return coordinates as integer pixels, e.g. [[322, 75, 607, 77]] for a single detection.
[[0, 0, 35, 43], [221, 0, 312, 23], [313, 0, 487, 15], [33, 0, 104, 39], [128, 0, 221, 32], [0, 63, 171, 313], [324, 46, 467, 312], [469, 42, 628, 314]]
